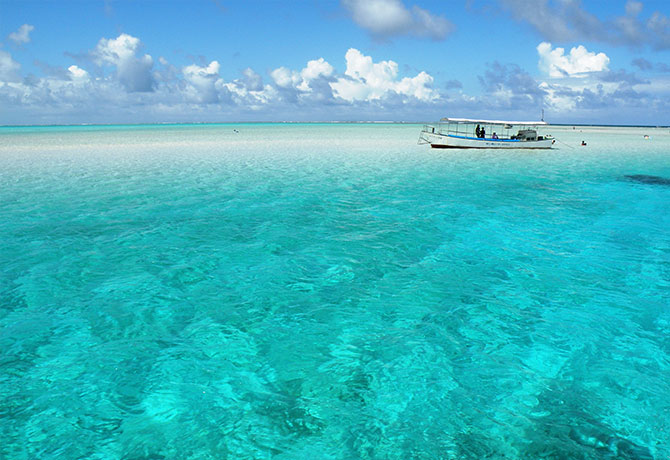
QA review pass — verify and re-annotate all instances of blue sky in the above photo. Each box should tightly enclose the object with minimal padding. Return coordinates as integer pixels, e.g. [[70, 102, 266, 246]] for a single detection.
[[2, 0, 669, 125]]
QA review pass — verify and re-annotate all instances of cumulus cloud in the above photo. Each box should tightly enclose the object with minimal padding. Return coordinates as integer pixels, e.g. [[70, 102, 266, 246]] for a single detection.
[[179, 62, 275, 108], [537, 42, 610, 77], [342, 0, 453, 40], [499, 0, 670, 50], [8, 24, 35, 45], [0, 50, 22, 82], [94, 33, 155, 92], [220, 72, 277, 109], [299, 59, 335, 90], [269, 58, 336, 105], [68, 65, 89, 81], [533, 40, 648, 119], [4, 27, 666, 126], [183, 60, 220, 103], [539, 76, 663, 117], [330, 48, 436, 102], [535, 46, 663, 121], [270, 67, 298, 89], [271, 58, 334, 93]]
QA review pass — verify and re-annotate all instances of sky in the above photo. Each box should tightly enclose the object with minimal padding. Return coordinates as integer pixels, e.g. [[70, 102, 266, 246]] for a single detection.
[[1, 0, 670, 125]]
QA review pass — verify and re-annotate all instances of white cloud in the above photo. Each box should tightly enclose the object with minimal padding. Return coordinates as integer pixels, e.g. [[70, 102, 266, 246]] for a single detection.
[[299, 58, 334, 91], [68, 65, 89, 81], [8, 24, 34, 44], [342, 0, 453, 40], [330, 48, 436, 101], [0, 50, 22, 82], [180, 62, 275, 107], [219, 80, 277, 109], [270, 58, 335, 105], [271, 58, 334, 93], [535, 53, 666, 121], [270, 67, 301, 89], [6, 28, 665, 125], [95, 34, 141, 65], [537, 42, 609, 77], [183, 61, 220, 103], [94, 33, 155, 92]]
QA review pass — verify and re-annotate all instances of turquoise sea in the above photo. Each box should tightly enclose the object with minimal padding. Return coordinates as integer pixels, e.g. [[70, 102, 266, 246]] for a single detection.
[[1, 123, 669, 459]]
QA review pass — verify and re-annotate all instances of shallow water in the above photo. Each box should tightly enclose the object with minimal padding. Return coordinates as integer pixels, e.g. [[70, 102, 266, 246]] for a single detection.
[[1, 123, 669, 459]]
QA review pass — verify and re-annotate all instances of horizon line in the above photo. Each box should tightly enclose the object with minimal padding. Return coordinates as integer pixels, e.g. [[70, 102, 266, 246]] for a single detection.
[[1, 121, 669, 129]]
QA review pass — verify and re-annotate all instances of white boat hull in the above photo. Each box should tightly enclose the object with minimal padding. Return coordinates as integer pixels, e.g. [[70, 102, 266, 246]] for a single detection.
[[419, 131, 555, 149]]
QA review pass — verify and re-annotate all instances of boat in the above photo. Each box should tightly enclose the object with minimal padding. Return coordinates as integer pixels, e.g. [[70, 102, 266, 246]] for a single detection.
[[418, 117, 555, 149]]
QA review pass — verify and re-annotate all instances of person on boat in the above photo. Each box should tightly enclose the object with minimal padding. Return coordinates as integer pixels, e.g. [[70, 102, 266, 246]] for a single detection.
[[492, 132, 498, 139], [475, 124, 481, 138], [480, 127, 485, 138]]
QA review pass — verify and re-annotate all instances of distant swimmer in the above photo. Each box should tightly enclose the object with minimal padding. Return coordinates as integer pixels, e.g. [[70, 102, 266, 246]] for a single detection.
[[644, 135, 649, 139], [581, 141, 587, 146]]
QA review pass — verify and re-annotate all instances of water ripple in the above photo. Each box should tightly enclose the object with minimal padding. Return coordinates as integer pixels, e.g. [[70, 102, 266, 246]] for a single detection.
[[1, 124, 669, 459]]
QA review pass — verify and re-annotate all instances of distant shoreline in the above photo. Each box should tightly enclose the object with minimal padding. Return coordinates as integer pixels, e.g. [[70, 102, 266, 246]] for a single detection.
[[1, 121, 669, 129]]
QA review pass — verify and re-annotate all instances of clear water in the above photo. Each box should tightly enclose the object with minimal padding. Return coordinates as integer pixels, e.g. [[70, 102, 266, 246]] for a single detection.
[[1, 123, 669, 459]]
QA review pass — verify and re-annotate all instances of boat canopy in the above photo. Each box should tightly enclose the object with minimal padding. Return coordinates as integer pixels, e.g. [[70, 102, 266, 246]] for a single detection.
[[440, 117, 547, 126]]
